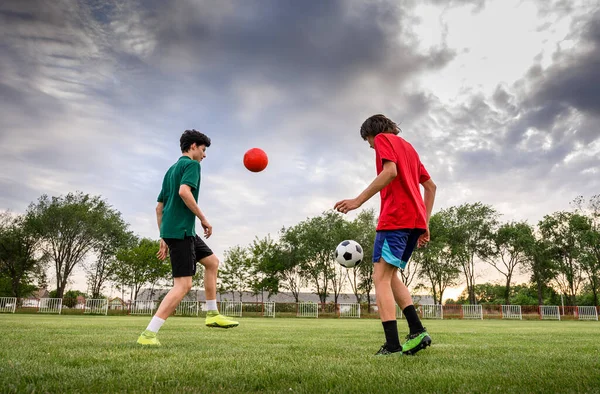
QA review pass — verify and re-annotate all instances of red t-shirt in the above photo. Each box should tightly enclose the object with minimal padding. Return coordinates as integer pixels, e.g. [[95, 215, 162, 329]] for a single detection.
[[373, 133, 430, 231]]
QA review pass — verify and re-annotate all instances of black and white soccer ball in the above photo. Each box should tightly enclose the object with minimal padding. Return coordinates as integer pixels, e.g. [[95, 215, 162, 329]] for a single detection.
[[335, 240, 363, 268]]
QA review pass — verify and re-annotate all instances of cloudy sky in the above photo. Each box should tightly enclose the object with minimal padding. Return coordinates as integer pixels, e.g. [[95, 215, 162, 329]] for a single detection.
[[1, 0, 599, 296]]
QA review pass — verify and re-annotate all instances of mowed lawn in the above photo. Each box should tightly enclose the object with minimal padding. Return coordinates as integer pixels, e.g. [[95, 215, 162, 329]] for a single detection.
[[1, 315, 599, 393]]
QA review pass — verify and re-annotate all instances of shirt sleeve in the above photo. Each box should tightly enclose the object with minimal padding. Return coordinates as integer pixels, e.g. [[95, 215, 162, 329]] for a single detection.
[[373, 134, 397, 163], [181, 161, 200, 190], [157, 189, 164, 203], [419, 162, 431, 184]]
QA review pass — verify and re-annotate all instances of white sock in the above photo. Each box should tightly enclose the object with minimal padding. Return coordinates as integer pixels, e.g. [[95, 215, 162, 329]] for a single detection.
[[206, 299, 218, 311], [146, 316, 165, 333]]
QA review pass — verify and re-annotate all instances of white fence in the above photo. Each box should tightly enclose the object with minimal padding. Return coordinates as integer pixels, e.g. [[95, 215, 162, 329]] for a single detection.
[[130, 300, 156, 315], [220, 301, 242, 317], [176, 301, 199, 316], [39, 298, 62, 314], [297, 302, 318, 318], [339, 303, 361, 318], [502, 305, 522, 320], [577, 306, 598, 321], [84, 299, 108, 315], [264, 301, 276, 318], [540, 305, 560, 320], [0, 297, 17, 313], [462, 304, 483, 320], [421, 304, 443, 319]]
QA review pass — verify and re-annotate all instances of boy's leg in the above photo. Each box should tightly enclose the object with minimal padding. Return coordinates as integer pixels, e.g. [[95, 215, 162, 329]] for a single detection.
[[138, 237, 195, 346], [373, 260, 402, 354], [195, 236, 239, 328], [391, 274, 424, 335], [393, 228, 431, 355]]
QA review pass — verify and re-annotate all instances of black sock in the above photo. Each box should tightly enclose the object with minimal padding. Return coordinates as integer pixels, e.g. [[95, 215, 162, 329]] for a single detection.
[[382, 320, 401, 351], [403, 305, 424, 335]]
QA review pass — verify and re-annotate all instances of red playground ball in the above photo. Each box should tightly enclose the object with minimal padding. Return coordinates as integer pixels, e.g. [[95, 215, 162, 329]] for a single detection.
[[243, 148, 268, 172]]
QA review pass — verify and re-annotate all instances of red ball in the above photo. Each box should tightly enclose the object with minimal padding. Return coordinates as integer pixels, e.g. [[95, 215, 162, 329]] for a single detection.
[[243, 148, 268, 172]]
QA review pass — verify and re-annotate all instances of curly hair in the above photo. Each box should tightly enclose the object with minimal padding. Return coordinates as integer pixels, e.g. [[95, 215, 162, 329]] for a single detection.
[[180, 129, 211, 152], [359, 114, 400, 140]]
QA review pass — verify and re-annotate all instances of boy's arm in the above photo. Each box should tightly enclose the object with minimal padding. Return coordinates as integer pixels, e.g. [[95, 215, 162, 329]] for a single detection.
[[418, 178, 437, 247], [422, 179, 436, 224], [179, 184, 212, 238], [156, 202, 168, 260], [334, 161, 397, 214], [156, 202, 164, 232]]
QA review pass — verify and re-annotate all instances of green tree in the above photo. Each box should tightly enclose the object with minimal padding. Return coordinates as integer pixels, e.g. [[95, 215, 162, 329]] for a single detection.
[[350, 209, 377, 308], [293, 211, 347, 304], [85, 213, 133, 298], [0, 213, 46, 299], [572, 195, 600, 306], [481, 221, 535, 305], [113, 238, 167, 300], [274, 230, 304, 302], [221, 245, 252, 302], [447, 202, 499, 304], [526, 237, 559, 305], [414, 212, 461, 304], [248, 235, 280, 302], [25, 192, 124, 298], [538, 212, 589, 306]]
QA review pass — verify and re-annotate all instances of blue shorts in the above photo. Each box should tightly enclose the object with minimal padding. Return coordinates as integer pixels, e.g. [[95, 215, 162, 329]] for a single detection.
[[373, 229, 425, 269]]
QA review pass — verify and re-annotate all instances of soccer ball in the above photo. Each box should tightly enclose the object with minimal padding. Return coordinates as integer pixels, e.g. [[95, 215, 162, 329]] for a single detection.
[[243, 148, 268, 172], [335, 240, 363, 268]]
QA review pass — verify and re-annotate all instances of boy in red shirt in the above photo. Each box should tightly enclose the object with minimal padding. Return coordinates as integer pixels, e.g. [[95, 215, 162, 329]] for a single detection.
[[335, 114, 437, 355]]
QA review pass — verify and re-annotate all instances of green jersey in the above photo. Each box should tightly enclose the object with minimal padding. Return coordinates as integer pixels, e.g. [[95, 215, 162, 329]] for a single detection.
[[157, 156, 200, 239]]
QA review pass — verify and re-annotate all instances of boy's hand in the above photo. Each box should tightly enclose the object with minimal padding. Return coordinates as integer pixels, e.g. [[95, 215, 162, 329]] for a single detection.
[[201, 218, 213, 238], [417, 228, 430, 248], [334, 198, 361, 214], [157, 239, 168, 260]]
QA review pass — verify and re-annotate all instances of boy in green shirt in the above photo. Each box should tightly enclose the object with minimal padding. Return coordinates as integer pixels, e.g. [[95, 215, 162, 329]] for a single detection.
[[138, 130, 239, 346]]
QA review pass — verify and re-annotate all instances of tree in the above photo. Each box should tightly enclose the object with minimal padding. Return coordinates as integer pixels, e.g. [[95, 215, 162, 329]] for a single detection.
[[248, 235, 280, 302], [573, 195, 600, 306], [350, 209, 377, 309], [0, 212, 46, 299], [526, 237, 559, 305], [113, 238, 167, 300], [85, 212, 132, 298], [447, 203, 499, 304], [481, 221, 535, 305], [221, 245, 251, 302], [25, 192, 124, 298], [274, 233, 304, 302], [414, 212, 461, 304], [538, 212, 589, 306]]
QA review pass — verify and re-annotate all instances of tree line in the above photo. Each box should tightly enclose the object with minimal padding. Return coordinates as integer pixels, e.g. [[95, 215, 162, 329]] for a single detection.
[[1, 192, 599, 307]]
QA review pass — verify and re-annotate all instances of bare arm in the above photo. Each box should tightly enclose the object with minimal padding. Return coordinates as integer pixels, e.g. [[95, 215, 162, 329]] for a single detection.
[[179, 184, 207, 221], [422, 179, 437, 226], [156, 202, 168, 260], [418, 178, 437, 247], [179, 184, 212, 238], [334, 161, 397, 214], [156, 202, 164, 232]]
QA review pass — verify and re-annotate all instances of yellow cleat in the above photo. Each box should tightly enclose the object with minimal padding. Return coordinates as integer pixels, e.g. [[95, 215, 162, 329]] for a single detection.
[[137, 330, 161, 346], [205, 313, 239, 328]]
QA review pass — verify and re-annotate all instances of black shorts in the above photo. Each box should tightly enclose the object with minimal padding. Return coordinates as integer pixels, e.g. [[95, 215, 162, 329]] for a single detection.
[[164, 235, 213, 278]]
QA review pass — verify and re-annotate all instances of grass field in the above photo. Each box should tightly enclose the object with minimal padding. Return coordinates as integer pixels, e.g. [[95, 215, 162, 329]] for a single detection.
[[1, 315, 599, 393]]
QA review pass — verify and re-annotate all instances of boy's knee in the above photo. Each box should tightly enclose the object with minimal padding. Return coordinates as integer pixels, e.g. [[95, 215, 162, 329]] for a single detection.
[[200, 254, 219, 271]]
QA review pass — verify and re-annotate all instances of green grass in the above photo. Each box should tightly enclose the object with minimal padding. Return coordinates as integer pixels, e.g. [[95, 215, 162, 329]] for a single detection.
[[0, 315, 599, 393]]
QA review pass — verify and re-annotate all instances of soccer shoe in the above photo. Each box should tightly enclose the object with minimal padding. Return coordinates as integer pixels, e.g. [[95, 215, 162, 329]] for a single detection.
[[374, 343, 403, 356], [137, 330, 161, 346], [401, 328, 431, 355], [205, 314, 239, 328]]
